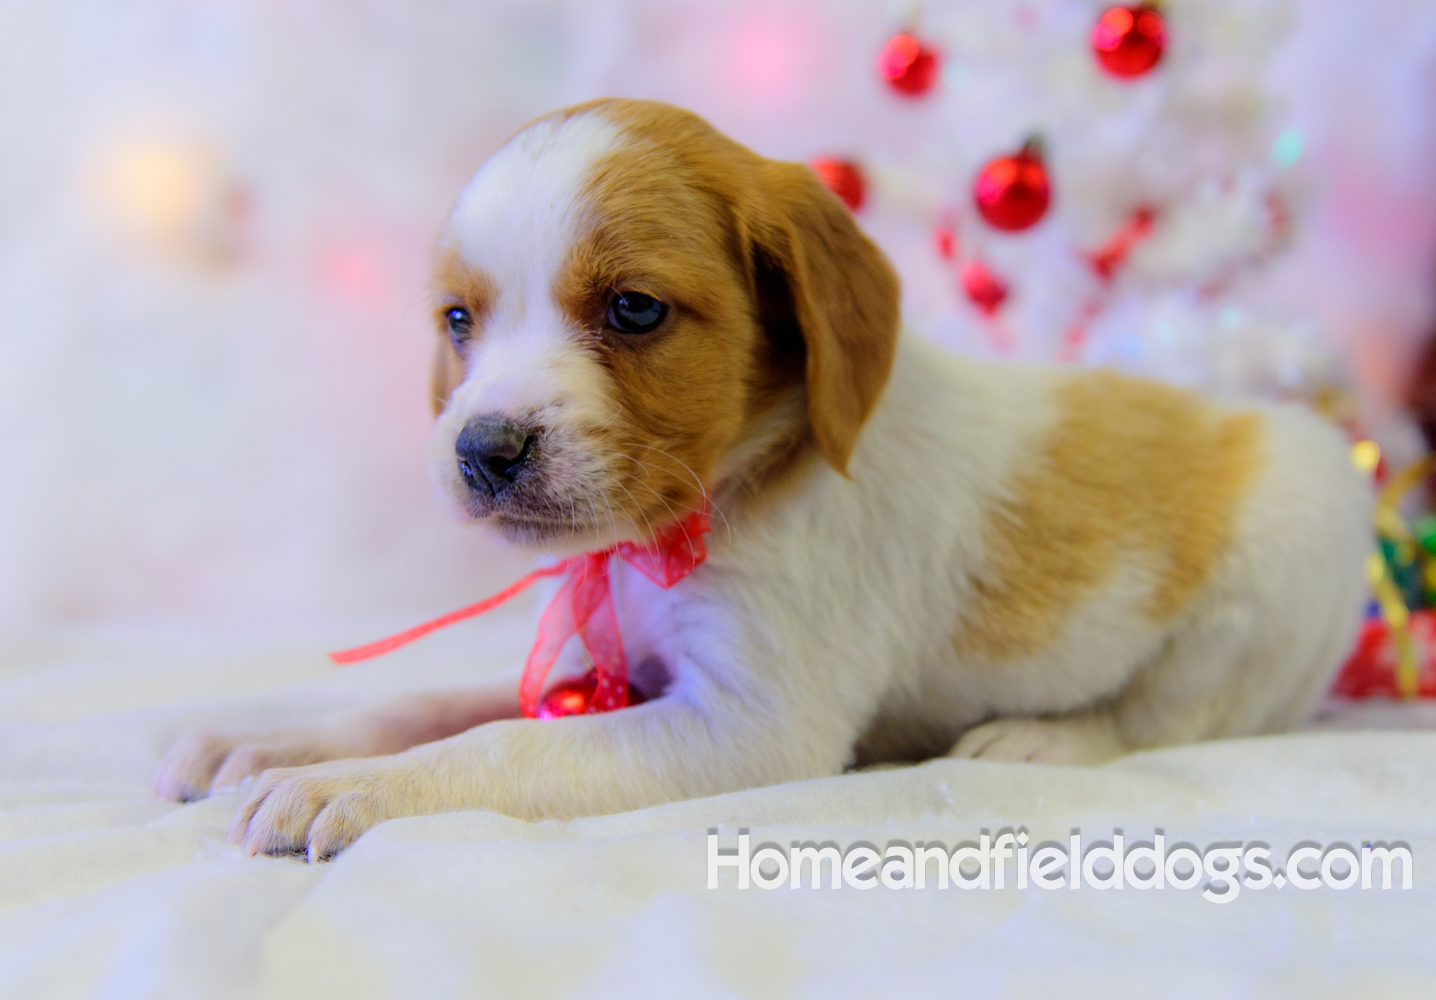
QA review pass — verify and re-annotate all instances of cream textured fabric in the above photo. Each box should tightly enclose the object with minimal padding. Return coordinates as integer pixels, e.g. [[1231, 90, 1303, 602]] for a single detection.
[[2, 616, 1433, 998]]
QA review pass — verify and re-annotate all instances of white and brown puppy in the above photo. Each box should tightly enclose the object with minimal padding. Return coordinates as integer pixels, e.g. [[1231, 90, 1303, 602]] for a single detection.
[[154, 99, 1373, 860]]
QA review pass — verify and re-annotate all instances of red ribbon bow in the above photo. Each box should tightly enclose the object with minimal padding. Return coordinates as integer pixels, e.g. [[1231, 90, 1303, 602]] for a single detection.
[[329, 508, 711, 718]]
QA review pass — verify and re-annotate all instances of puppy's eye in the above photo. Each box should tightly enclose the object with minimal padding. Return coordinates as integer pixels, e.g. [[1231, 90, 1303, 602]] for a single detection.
[[445, 306, 473, 345], [606, 291, 666, 334]]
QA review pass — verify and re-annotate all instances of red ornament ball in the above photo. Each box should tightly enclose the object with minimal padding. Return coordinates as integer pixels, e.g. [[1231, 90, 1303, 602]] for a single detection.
[[1092, 4, 1166, 79], [810, 157, 866, 211], [973, 140, 1051, 232], [878, 32, 939, 97], [536, 669, 647, 720], [934, 224, 957, 261], [962, 261, 1009, 315]]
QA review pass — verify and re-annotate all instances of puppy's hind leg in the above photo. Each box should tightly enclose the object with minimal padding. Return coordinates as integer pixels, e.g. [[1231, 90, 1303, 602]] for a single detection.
[[951, 585, 1358, 767], [948, 598, 1269, 765], [949, 709, 1128, 765], [1126, 619, 1362, 751]]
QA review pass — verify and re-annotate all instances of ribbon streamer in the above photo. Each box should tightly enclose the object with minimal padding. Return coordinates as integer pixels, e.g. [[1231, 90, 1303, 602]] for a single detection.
[[1368, 457, 1433, 698], [330, 507, 711, 718]]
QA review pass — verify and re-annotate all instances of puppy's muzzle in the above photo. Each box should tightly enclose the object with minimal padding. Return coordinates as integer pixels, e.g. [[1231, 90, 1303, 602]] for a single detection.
[[455, 416, 536, 498]]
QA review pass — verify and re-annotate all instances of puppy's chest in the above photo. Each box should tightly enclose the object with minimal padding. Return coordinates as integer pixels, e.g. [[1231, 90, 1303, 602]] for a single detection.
[[603, 563, 704, 683]]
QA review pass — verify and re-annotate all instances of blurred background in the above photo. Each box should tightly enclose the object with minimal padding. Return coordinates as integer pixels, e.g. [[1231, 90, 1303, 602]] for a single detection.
[[2, 0, 1435, 630]]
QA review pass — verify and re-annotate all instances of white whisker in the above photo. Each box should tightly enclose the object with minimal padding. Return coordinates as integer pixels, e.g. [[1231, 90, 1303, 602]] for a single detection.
[[610, 479, 657, 543], [612, 454, 705, 523], [584, 495, 605, 546], [600, 490, 620, 548], [620, 442, 733, 545]]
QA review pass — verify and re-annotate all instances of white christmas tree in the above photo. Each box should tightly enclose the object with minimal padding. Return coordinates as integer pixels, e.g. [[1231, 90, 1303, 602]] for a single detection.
[[797, 0, 1433, 462]]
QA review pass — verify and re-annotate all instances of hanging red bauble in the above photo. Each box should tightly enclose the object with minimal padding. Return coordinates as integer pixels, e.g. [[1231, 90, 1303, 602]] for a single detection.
[[1089, 205, 1156, 280], [810, 157, 866, 211], [878, 32, 940, 97], [1092, 4, 1166, 79], [973, 138, 1051, 232], [962, 261, 1009, 315], [536, 669, 648, 720], [934, 223, 958, 260]]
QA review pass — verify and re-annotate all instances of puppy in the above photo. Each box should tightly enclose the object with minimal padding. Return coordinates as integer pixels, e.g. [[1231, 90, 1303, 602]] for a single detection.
[[154, 99, 1373, 861]]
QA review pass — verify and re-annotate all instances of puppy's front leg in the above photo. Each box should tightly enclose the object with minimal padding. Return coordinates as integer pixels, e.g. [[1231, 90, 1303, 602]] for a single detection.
[[230, 679, 833, 861], [154, 685, 521, 803]]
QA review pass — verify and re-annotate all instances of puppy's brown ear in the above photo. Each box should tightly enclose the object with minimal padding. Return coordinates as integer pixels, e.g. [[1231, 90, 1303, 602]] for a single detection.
[[430, 339, 463, 418], [749, 161, 900, 474]]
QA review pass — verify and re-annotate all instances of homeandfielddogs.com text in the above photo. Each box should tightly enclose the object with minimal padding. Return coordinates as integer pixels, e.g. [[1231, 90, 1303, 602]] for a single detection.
[[707, 829, 1412, 903]]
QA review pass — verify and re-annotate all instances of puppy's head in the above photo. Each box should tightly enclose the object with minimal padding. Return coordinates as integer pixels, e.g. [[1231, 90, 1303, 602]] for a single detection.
[[428, 99, 899, 549]]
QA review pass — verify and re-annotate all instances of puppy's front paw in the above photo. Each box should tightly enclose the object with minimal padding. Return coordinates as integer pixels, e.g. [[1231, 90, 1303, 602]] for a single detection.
[[153, 725, 375, 804], [949, 716, 1125, 766], [228, 759, 411, 862], [153, 729, 242, 803]]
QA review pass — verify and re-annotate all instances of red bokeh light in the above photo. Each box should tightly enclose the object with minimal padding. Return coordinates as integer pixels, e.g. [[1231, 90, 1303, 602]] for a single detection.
[[1092, 5, 1166, 79], [973, 144, 1051, 232], [878, 32, 939, 97], [810, 156, 866, 211]]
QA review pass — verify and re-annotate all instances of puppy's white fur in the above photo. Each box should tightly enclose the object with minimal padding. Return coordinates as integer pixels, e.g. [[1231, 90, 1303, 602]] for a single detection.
[[427, 113, 627, 543], [154, 102, 1372, 861]]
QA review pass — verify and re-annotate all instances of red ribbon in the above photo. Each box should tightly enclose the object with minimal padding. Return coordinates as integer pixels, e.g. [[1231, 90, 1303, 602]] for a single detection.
[[1332, 609, 1436, 699], [329, 508, 711, 718], [1058, 206, 1158, 362]]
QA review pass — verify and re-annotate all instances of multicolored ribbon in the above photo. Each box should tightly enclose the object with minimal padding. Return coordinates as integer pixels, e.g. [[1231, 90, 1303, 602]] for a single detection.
[[330, 507, 711, 717], [1363, 457, 1432, 698]]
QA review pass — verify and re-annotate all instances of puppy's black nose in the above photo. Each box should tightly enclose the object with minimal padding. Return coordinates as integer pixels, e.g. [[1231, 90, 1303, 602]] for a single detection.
[[455, 417, 535, 496]]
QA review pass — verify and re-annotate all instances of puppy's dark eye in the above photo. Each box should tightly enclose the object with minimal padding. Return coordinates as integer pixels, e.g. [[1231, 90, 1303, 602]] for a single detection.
[[606, 291, 666, 334], [446, 306, 473, 341], [445, 306, 473, 346]]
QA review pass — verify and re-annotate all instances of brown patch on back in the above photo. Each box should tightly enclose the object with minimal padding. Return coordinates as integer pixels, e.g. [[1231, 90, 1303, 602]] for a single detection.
[[953, 371, 1264, 663], [428, 246, 497, 416]]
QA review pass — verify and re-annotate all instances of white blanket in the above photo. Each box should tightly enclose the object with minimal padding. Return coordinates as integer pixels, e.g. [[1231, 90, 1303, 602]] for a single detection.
[[2, 616, 1434, 998]]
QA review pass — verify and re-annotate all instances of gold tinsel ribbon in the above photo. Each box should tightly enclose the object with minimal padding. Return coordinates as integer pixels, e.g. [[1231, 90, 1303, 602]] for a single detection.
[[1366, 456, 1434, 698]]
